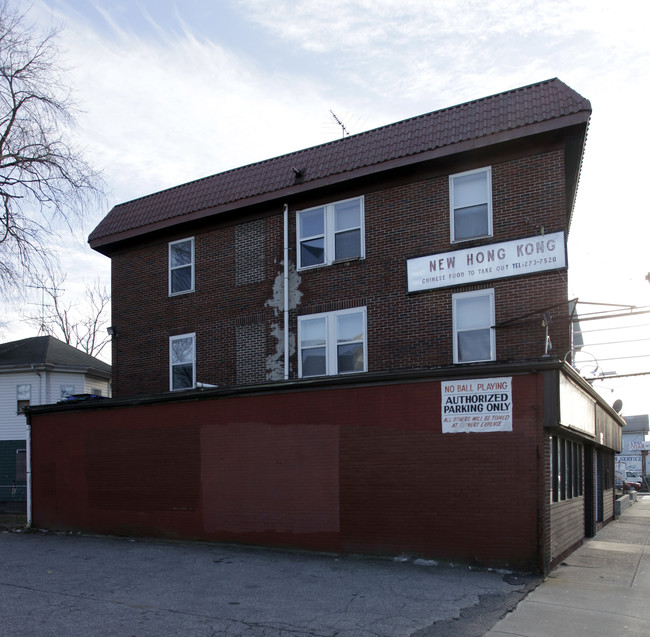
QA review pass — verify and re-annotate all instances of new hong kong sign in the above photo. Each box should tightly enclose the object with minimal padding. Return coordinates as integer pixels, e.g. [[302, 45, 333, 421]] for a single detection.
[[442, 377, 513, 433], [407, 232, 566, 292]]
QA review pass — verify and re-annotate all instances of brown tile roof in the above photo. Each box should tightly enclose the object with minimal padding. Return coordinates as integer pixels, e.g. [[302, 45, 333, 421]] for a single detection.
[[89, 78, 590, 252]]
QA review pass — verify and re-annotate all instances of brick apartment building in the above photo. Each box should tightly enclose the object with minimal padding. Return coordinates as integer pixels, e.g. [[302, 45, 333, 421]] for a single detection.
[[27, 79, 624, 573]]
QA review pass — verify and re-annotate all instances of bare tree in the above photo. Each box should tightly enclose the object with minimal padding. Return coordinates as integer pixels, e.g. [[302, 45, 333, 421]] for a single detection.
[[0, 1, 102, 296], [24, 262, 111, 359]]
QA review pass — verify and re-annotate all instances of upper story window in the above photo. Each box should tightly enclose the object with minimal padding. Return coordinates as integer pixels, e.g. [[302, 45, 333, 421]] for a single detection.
[[452, 289, 495, 363], [60, 385, 75, 399], [450, 167, 492, 242], [170, 333, 196, 390], [16, 384, 30, 414], [169, 238, 195, 295], [297, 197, 364, 269], [298, 307, 367, 377]]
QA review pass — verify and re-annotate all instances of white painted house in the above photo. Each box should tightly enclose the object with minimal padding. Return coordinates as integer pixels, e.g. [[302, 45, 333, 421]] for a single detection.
[[0, 336, 111, 506]]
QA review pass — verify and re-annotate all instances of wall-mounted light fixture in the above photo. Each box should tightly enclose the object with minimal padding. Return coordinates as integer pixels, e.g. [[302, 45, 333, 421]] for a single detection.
[[106, 326, 118, 337]]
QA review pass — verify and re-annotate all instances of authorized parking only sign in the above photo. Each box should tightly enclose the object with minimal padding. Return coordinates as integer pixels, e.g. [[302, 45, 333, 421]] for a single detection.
[[442, 377, 513, 433]]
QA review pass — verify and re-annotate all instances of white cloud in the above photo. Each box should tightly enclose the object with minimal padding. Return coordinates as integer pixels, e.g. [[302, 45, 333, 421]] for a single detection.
[[235, 0, 650, 112], [34, 1, 349, 211], [35, 0, 647, 218]]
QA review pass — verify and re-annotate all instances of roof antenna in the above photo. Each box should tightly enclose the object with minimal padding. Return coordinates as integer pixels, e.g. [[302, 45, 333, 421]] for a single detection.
[[25, 283, 58, 336], [330, 110, 351, 138]]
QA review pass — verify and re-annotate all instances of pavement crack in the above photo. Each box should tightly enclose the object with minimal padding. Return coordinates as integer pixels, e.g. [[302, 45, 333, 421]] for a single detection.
[[1, 581, 334, 637]]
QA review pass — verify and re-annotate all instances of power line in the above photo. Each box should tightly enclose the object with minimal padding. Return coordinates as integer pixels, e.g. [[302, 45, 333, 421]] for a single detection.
[[580, 322, 650, 335], [578, 353, 650, 363], [574, 308, 650, 322], [577, 337, 650, 348], [585, 370, 650, 381]]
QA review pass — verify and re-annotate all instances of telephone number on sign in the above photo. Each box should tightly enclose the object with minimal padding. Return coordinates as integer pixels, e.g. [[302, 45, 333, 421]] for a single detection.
[[521, 257, 557, 268]]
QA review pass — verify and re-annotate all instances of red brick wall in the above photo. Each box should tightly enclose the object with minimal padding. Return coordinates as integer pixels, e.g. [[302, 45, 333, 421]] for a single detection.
[[110, 147, 569, 398], [30, 374, 546, 571]]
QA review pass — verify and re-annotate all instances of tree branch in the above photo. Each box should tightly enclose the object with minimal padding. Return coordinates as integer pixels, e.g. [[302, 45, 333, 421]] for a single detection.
[[0, 1, 104, 298]]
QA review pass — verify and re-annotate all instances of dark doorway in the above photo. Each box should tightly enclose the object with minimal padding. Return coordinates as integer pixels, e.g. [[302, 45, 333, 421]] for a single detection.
[[584, 446, 595, 537]]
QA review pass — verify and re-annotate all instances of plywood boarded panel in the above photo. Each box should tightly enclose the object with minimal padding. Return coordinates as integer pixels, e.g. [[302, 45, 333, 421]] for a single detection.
[[201, 423, 340, 534], [85, 424, 200, 511]]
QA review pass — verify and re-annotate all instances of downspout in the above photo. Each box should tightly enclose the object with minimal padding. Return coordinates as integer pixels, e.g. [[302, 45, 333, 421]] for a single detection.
[[27, 365, 41, 529], [25, 415, 32, 528], [283, 203, 290, 380]]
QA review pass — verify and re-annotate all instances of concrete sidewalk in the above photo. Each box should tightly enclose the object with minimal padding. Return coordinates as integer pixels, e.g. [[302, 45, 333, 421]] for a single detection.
[[486, 494, 650, 636]]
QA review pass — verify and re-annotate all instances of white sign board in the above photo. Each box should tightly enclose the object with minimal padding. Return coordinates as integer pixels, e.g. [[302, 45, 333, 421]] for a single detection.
[[629, 441, 650, 451], [559, 373, 596, 436], [617, 455, 642, 472], [407, 232, 566, 292], [441, 377, 513, 433]]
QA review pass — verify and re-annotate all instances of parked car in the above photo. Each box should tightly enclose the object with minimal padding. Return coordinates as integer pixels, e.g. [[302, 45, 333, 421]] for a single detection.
[[616, 471, 642, 493], [625, 470, 643, 491]]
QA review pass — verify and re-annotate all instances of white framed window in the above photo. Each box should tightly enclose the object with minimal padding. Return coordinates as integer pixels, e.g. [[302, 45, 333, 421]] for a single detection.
[[297, 196, 364, 269], [169, 237, 195, 295], [450, 167, 492, 242], [60, 385, 75, 399], [17, 384, 31, 413], [170, 333, 196, 390], [453, 289, 495, 363], [298, 307, 367, 377]]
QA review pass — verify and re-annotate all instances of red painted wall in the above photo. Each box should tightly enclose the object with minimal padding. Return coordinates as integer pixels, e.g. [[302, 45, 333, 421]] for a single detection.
[[31, 374, 546, 571]]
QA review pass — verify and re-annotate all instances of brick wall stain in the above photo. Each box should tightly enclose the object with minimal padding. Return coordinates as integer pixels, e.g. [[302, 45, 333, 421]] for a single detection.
[[264, 263, 301, 381], [111, 148, 570, 398]]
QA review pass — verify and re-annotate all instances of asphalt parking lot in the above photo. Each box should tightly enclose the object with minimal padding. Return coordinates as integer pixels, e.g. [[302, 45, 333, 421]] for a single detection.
[[0, 527, 537, 637]]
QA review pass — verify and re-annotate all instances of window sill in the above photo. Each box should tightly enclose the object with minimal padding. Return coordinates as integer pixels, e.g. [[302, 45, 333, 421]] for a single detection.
[[450, 234, 493, 245], [299, 370, 366, 380], [333, 256, 363, 265], [298, 256, 363, 272]]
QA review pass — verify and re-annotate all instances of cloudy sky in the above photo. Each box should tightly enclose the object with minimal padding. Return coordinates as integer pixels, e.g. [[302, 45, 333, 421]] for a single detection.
[[5, 0, 650, 413]]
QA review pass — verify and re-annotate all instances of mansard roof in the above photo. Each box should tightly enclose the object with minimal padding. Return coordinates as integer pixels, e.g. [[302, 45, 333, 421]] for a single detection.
[[89, 78, 590, 253]]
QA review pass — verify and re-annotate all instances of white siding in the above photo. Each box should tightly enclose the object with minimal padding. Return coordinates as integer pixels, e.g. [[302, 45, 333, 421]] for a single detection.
[[1, 369, 110, 442], [84, 376, 111, 397], [0, 371, 37, 441], [48, 371, 86, 403]]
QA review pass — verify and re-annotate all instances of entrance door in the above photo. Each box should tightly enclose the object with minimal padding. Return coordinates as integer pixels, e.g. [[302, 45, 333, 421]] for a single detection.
[[584, 446, 596, 537], [596, 450, 605, 525]]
